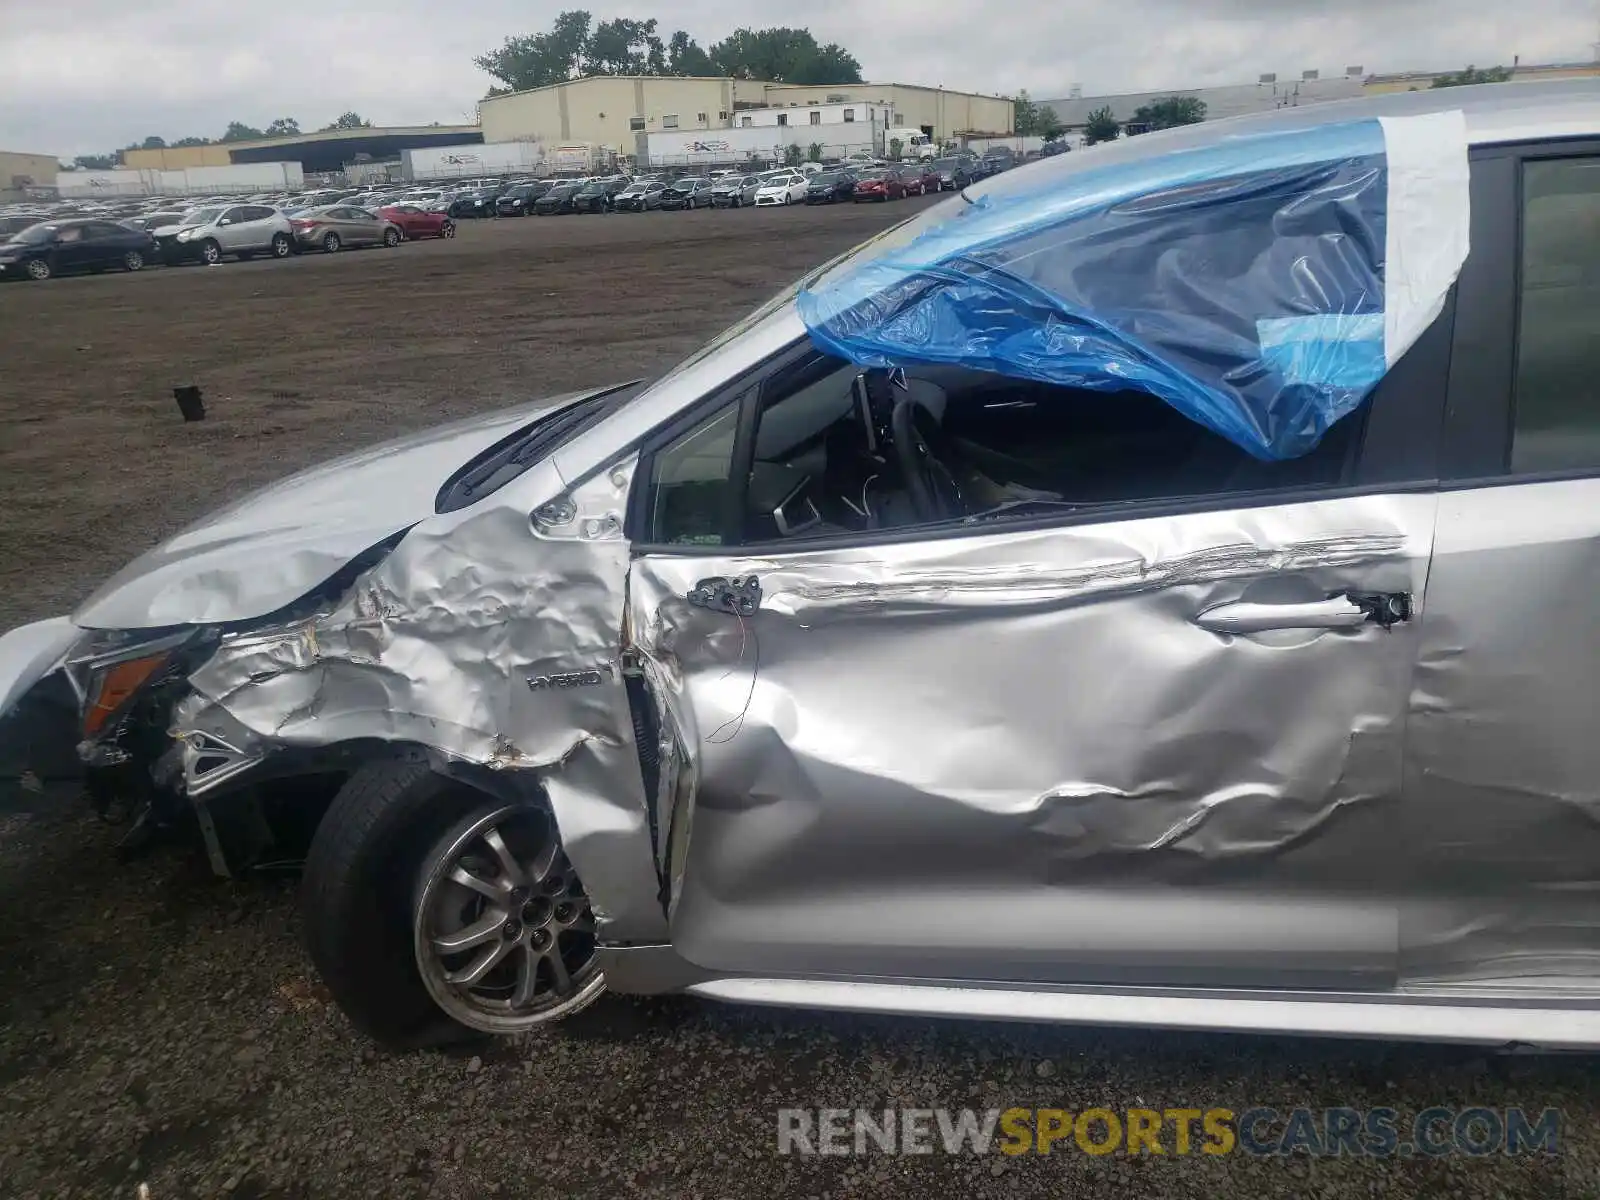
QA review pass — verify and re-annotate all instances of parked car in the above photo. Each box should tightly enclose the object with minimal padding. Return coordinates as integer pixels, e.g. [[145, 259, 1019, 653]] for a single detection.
[[376, 204, 456, 240], [447, 187, 504, 219], [9, 83, 1598, 1055], [928, 157, 975, 192], [755, 172, 809, 206], [288, 206, 402, 253], [572, 178, 633, 214], [710, 175, 763, 208], [899, 161, 941, 196], [658, 178, 714, 210], [494, 183, 546, 216], [981, 149, 1016, 175], [0, 214, 48, 239], [121, 212, 188, 233], [0, 218, 157, 281], [804, 170, 858, 205], [153, 204, 295, 265], [533, 183, 584, 215], [613, 181, 667, 212], [853, 168, 907, 202]]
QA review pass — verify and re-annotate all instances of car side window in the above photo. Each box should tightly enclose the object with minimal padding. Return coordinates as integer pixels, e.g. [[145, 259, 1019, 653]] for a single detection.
[[221, 207, 246, 224], [646, 405, 741, 546], [87, 222, 126, 238], [1510, 155, 1600, 474], [643, 343, 1379, 549], [55, 225, 85, 243]]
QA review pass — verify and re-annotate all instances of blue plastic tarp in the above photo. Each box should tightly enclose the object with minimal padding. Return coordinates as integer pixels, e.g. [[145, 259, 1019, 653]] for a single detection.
[[798, 112, 1470, 460]]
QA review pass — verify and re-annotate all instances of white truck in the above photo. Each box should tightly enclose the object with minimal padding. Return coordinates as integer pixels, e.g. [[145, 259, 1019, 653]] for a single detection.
[[546, 143, 618, 175], [402, 142, 544, 182], [881, 127, 936, 160]]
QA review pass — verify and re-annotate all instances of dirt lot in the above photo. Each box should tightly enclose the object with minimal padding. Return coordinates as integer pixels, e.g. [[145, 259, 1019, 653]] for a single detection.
[[3, 203, 1600, 1200], [0, 200, 929, 631]]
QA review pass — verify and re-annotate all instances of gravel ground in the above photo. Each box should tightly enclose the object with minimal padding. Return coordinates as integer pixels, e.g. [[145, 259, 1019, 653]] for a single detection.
[[2, 202, 1600, 1200]]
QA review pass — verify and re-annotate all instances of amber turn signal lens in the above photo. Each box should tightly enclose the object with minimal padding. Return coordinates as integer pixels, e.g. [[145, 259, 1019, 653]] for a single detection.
[[83, 654, 168, 738]]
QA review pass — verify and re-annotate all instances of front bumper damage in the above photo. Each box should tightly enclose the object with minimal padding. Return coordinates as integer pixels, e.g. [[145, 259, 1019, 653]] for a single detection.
[[4, 458, 668, 947], [0, 618, 82, 809]]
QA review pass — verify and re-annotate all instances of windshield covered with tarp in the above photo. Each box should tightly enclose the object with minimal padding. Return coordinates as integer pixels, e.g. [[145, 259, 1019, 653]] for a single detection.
[[798, 111, 1470, 460]]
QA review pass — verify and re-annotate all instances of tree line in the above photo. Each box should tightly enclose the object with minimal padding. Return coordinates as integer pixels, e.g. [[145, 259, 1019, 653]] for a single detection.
[[69, 113, 373, 170], [475, 11, 863, 93]]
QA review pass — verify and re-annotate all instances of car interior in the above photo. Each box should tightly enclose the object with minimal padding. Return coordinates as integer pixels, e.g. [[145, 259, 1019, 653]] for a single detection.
[[648, 350, 1363, 547]]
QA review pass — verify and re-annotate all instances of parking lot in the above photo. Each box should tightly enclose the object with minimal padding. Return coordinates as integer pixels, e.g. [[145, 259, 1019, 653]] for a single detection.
[[2, 200, 1598, 1200]]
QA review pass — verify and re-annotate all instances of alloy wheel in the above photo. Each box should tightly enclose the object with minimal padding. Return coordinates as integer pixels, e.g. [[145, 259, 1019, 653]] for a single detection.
[[25, 257, 50, 280], [123, 250, 144, 272], [413, 803, 602, 1033], [201, 240, 221, 265]]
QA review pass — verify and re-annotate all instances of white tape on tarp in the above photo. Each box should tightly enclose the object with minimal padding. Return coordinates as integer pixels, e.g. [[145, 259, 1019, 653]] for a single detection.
[[1379, 110, 1471, 367]]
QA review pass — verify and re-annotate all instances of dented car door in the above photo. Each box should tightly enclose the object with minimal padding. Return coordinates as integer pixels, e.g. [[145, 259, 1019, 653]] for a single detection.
[[626, 423, 1437, 993]]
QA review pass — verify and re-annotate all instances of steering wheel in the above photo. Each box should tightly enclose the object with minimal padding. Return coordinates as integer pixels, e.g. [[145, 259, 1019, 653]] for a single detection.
[[890, 396, 964, 522]]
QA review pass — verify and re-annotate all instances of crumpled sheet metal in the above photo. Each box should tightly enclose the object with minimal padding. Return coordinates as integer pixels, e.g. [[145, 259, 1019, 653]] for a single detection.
[[798, 111, 1469, 461], [630, 493, 1436, 987], [1400, 479, 1600, 991], [172, 457, 667, 941], [74, 395, 592, 631]]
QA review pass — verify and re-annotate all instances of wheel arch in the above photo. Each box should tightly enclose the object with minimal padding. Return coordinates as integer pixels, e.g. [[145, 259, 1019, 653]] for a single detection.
[[185, 737, 547, 878]]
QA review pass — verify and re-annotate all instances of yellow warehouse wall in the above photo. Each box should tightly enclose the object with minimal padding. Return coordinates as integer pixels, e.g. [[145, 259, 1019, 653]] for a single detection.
[[122, 145, 234, 170], [0, 151, 59, 193], [479, 77, 1014, 147], [481, 77, 748, 149]]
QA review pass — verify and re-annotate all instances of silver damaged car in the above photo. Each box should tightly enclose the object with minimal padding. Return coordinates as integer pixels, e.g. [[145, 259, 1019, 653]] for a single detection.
[[4, 81, 1600, 1049]]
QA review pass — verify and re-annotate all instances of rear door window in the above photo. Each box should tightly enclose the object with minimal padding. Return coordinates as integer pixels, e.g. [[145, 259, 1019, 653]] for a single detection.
[[1511, 155, 1600, 473]]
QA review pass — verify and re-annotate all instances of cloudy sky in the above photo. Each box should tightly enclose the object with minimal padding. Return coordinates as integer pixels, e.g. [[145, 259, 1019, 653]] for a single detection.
[[1, 0, 1595, 156]]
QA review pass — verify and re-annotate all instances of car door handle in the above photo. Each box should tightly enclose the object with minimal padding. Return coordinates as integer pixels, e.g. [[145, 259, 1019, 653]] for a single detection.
[[1195, 595, 1395, 635]]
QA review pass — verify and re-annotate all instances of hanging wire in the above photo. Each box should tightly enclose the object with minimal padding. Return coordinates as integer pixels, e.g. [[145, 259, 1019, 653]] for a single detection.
[[706, 608, 760, 744]]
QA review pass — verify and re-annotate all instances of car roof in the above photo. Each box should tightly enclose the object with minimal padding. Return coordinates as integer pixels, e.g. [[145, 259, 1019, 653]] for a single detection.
[[1130, 79, 1596, 156], [965, 79, 1599, 212]]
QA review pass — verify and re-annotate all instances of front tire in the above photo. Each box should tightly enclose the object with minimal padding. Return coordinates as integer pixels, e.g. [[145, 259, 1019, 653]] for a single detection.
[[301, 761, 603, 1048], [200, 239, 221, 266], [440, 221, 456, 239], [270, 233, 291, 258], [382, 227, 400, 247], [322, 232, 341, 253], [122, 250, 144, 272], [24, 257, 51, 281]]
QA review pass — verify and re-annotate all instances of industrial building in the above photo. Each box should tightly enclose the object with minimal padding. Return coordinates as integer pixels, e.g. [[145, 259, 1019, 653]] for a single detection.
[[1041, 60, 1600, 132], [478, 76, 773, 154], [478, 76, 1014, 159], [730, 101, 893, 129], [0, 150, 60, 202], [1040, 69, 1367, 131], [643, 102, 899, 169], [759, 82, 1013, 141], [120, 125, 482, 175], [1362, 59, 1600, 93]]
